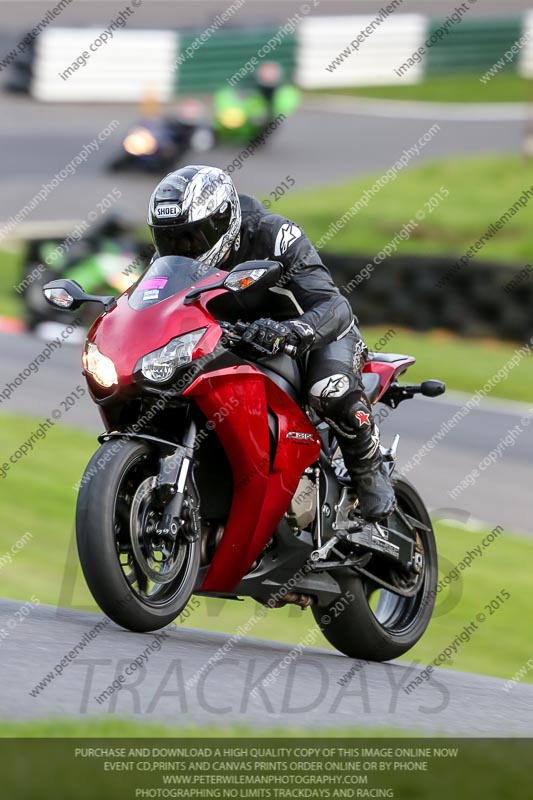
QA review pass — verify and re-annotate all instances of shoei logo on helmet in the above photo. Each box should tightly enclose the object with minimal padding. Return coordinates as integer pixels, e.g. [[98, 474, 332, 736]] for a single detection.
[[155, 203, 181, 218]]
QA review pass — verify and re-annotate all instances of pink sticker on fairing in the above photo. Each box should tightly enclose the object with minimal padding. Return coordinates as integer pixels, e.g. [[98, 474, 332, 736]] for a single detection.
[[140, 277, 168, 291]]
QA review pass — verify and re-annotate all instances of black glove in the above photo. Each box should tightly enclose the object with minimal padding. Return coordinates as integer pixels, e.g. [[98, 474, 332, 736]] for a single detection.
[[242, 318, 315, 356]]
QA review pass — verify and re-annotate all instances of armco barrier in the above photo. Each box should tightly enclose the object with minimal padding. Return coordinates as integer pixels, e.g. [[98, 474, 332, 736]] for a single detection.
[[519, 10, 533, 78], [175, 28, 297, 94], [10, 13, 533, 100], [426, 17, 523, 75], [296, 13, 425, 88], [326, 252, 533, 343], [32, 28, 178, 102]]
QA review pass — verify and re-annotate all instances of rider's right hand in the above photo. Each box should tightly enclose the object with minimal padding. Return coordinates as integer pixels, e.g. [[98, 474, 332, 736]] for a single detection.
[[242, 318, 315, 357]]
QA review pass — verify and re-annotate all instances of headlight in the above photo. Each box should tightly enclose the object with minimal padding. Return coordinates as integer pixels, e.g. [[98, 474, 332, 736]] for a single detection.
[[123, 127, 158, 156], [224, 268, 267, 292], [219, 108, 247, 129], [83, 343, 118, 388], [140, 329, 206, 383]]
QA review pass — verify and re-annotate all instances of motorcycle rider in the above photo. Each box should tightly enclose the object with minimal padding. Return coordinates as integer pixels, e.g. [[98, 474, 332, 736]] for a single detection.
[[147, 165, 395, 521]]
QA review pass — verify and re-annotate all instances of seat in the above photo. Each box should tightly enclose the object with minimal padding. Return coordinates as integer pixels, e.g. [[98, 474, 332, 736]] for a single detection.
[[361, 372, 381, 404], [367, 351, 410, 363]]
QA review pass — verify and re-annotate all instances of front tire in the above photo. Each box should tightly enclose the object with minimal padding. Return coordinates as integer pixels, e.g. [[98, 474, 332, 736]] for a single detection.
[[312, 477, 437, 662], [76, 439, 200, 632]]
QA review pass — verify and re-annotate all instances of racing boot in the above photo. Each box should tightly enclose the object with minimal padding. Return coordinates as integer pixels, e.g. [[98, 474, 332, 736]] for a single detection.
[[335, 399, 396, 522]]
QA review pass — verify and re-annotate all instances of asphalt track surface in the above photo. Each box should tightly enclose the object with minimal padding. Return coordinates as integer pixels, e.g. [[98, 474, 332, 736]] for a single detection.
[[0, 93, 526, 230], [0, 599, 530, 735], [0, 329, 531, 534]]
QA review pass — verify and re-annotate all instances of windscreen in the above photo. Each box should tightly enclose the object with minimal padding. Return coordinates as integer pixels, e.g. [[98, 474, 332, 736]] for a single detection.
[[128, 255, 219, 310]]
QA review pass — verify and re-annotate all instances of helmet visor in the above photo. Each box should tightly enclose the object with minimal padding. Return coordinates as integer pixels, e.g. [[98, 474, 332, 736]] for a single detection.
[[152, 205, 232, 260]]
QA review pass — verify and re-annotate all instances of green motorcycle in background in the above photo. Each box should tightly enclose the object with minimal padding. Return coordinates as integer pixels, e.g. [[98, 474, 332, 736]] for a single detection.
[[21, 218, 152, 337], [214, 83, 301, 144]]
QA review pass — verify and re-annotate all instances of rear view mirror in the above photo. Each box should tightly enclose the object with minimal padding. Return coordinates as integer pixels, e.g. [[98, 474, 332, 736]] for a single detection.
[[185, 260, 282, 304], [43, 280, 117, 312], [224, 260, 282, 292]]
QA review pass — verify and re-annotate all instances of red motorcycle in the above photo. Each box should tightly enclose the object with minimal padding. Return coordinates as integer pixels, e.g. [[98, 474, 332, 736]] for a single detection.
[[44, 256, 444, 661]]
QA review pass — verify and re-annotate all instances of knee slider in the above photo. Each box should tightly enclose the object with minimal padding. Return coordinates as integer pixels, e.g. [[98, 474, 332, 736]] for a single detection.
[[324, 393, 371, 437]]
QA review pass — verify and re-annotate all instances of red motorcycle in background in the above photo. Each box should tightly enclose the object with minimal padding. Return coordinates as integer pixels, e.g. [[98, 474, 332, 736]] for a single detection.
[[44, 256, 444, 661]]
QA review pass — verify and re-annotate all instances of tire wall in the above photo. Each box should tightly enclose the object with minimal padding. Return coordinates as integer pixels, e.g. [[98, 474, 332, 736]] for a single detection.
[[326, 252, 533, 342]]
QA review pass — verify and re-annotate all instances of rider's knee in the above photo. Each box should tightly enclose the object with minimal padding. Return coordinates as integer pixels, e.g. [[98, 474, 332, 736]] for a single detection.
[[309, 375, 369, 434]]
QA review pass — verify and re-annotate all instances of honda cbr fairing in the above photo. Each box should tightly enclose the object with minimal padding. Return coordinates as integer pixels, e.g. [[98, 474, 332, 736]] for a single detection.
[[84, 256, 321, 593]]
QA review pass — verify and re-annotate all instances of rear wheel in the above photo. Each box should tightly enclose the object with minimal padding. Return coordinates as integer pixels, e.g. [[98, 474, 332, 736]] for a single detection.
[[76, 439, 200, 632], [312, 477, 437, 661]]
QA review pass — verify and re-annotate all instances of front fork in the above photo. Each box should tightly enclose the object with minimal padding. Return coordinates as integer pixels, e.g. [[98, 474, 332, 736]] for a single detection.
[[155, 421, 201, 543]]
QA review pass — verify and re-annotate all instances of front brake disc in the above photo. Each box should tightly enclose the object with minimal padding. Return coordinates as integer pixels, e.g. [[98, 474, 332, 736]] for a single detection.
[[130, 476, 187, 584]]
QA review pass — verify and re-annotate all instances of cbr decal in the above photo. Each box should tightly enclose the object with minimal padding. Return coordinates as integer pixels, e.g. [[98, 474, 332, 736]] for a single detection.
[[286, 431, 315, 442]]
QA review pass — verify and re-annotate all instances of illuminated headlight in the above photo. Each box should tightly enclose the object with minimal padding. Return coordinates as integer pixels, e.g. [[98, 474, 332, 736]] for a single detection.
[[224, 268, 267, 292], [219, 108, 246, 129], [83, 342, 118, 388], [140, 329, 206, 383], [123, 127, 158, 156]]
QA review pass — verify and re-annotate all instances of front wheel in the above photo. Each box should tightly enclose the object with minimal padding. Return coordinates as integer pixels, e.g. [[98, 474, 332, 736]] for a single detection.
[[312, 477, 437, 662], [76, 439, 200, 632]]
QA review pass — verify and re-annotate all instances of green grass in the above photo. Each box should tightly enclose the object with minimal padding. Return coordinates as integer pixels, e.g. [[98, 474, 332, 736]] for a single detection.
[[313, 72, 533, 103], [1, 413, 532, 686], [276, 154, 533, 262], [0, 415, 95, 605], [0, 718, 405, 737], [409, 521, 532, 681], [0, 248, 23, 317], [363, 325, 533, 403]]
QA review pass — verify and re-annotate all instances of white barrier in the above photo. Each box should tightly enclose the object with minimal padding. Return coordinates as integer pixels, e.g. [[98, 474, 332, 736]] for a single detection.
[[33, 28, 177, 102], [519, 10, 533, 77], [296, 14, 426, 88]]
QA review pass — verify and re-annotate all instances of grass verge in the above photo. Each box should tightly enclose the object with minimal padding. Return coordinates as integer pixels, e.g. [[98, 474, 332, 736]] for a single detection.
[[275, 154, 533, 261], [311, 73, 533, 103], [0, 718, 405, 737], [0, 249, 23, 318]]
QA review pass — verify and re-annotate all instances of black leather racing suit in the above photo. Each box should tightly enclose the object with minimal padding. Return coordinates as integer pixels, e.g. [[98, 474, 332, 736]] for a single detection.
[[225, 194, 394, 520]]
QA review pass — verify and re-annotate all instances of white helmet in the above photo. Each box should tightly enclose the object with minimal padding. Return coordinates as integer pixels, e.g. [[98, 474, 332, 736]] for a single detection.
[[147, 165, 241, 267]]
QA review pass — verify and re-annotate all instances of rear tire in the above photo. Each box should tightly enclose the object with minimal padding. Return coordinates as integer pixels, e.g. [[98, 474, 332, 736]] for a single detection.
[[312, 477, 437, 662], [76, 439, 200, 632]]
